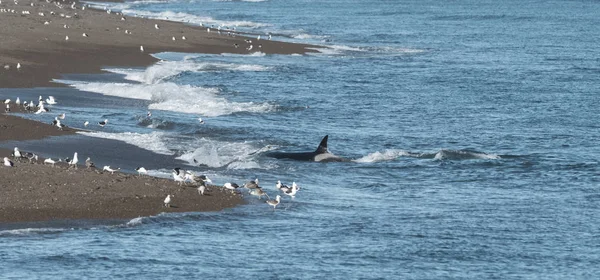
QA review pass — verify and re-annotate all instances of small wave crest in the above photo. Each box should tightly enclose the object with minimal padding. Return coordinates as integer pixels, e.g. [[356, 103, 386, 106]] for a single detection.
[[104, 60, 270, 84], [176, 138, 264, 169], [309, 45, 426, 56], [0, 227, 68, 237], [433, 149, 501, 161], [353, 149, 413, 163], [121, 9, 269, 29], [78, 131, 173, 155], [61, 81, 276, 117]]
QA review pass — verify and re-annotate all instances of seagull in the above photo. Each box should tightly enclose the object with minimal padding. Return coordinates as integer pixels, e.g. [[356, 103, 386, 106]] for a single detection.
[[164, 194, 172, 207], [223, 182, 240, 193], [140, 45, 144, 52], [65, 35, 69, 41], [85, 157, 95, 169], [182, 36, 186, 40], [46, 96, 57, 104], [13, 147, 22, 159], [249, 188, 268, 200], [103, 165, 119, 174], [266, 195, 281, 210], [276, 180, 292, 193], [172, 36, 176, 41], [82, 33, 88, 37], [197, 185, 206, 195], [146, 111, 152, 117], [284, 182, 299, 199], [3, 157, 14, 167], [84, 121, 89, 127], [15, 97, 20, 105], [5, 104, 9, 113], [3, 99, 10, 104], [68, 152, 78, 169], [172, 168, 186, 185], [16, 63, 21, 70], [154, 23, 159, 29], [58, 113, 65, 119], [198, 118, 205, 124], [98, 119, 108, 127], [43, 158, 57, 167], [244, 178, 260, 190], [135, 167, 148, 176]]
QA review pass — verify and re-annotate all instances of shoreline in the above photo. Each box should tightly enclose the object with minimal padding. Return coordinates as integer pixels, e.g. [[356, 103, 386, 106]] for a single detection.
[[0, 0, 313, 223]]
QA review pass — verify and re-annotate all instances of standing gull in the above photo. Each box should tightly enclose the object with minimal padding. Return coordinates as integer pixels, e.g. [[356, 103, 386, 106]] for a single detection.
[[198, 185, 206, 196], [85, 157, 95, 169], [164, 194, 172, 207], [68, 152, 78, 169], [266, 195, 281, 210]]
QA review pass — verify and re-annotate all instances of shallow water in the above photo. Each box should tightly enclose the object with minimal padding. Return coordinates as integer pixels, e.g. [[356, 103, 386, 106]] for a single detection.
[[1, 0, 600, 278]]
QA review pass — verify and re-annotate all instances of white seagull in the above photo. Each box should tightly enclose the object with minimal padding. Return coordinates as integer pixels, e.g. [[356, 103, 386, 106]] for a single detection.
[[44, 158, 57, 167], [198, 118, 205, 124], [13, 147, 22, 158], [140, 45, 144, 52], [68, 152, 78, 169], [46, 96, 57, 104], [98, 119, 108, 127], [172, 168, 186, 185], [164, 194, 172, 207], [103, 166, 119, 174], [135, 167, 148, 176], [58, 113, 65, 119], [198, 185, 206, 196], [84, 121, 89, 127], [15, 97, 20, 105], [3, 157, 14, 167], [223, 182, 240, 193], [154, 23, 159, 29]]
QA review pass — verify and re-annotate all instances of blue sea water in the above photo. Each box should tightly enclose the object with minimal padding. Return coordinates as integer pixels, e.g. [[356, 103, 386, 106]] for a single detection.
[[1, 0, 600, 278]]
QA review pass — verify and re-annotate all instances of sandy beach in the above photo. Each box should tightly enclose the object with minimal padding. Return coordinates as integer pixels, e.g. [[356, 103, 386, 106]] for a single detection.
[[0, 0, 318, 88], [0, 0, 314, 223]]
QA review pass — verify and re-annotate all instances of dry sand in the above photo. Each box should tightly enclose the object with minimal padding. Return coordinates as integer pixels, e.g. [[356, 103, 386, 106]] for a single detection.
[[0, 0, 312, 223]]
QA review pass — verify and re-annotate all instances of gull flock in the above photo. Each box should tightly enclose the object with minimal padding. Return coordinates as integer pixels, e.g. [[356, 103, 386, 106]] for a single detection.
[[1, 0, 274, 72], [2, 96, 301, 211]]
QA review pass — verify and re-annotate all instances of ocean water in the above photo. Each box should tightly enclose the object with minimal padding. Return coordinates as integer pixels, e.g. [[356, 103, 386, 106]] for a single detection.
[[1, 0, 600, 278]]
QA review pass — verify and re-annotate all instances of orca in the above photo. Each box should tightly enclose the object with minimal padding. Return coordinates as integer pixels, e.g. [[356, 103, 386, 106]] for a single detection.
[[265, 135, 349, 162]]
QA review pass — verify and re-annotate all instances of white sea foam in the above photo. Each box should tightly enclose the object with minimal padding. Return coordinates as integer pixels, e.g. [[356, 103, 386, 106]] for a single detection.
[[309, 45, 426, 56], [0, 227, 67, 236], [122, 9, 268, 29], [353, 149, 412, 163], [104, 60, 270, 84], [78, 131, 173, 155], [292, 33, 330, 40], [60, 80, 275, 116], [176, 138, 265, 169], [125, 217, 145, 227], [433, 150, 501, 161]]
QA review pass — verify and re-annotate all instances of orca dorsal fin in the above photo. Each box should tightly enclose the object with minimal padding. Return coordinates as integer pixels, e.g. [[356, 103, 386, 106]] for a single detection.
[[315, 135, 329, 153]]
